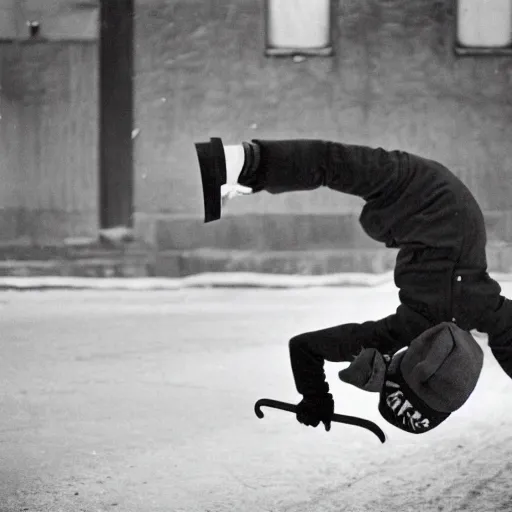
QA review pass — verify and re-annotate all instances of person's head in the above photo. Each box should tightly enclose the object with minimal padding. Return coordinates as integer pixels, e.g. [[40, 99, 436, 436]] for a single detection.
[[338, 322, 484, 434]]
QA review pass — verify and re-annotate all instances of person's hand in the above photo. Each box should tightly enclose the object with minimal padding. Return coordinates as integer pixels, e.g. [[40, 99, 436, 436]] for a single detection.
[[296, 393, 334, 431]]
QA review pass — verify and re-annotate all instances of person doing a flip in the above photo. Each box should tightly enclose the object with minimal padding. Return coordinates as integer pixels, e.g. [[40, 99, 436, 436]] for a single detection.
[[195, 138, 512, 434]]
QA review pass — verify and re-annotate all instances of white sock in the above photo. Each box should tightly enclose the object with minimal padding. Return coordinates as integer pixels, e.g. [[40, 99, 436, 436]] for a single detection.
[[223, 145, 245, 185], [221, 144, 253, 204]]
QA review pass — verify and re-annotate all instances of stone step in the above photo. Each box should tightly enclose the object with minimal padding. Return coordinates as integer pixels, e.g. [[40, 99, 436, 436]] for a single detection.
[[0, 245, 510, 279], [136, 213, 382, 251], [155, 245, 512, 277], [0, 239, 150, 261], [134, 211, 512, 252], [0, 258, 152, 278]]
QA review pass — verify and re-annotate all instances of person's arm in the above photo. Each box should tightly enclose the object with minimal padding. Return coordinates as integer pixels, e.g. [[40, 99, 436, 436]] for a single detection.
[[289, 309, 418, 397]]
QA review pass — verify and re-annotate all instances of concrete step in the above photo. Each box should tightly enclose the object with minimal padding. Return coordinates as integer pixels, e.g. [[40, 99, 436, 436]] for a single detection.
[[0, 240, 149, 261], [135, 213, 382, 251], [155, 248, 397, 277], [0, 258, 152, 278], [0, 239, 154, 277], [0, 244, 510, 279], [134, 211, 512, 252], [154, 245, 512, 277]]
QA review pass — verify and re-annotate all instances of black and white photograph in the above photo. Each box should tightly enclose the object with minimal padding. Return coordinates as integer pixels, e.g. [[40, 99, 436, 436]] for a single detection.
[[1, 1, 512, 511]]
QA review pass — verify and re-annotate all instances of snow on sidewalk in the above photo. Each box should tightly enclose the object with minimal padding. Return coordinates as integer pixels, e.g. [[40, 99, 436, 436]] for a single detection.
[[1, 270, 512, 291]]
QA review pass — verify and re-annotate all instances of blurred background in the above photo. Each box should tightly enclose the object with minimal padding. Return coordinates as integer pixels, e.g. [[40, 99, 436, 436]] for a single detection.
[[1, 0, 511, 278]]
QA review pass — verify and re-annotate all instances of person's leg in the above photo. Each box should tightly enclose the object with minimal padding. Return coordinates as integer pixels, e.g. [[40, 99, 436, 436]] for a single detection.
[[195, 138, 349, 221], [197, 137, 414, 223]]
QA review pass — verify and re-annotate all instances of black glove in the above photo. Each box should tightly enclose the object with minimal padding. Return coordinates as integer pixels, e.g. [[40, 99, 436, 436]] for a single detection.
[[296, 393, 334, 431]]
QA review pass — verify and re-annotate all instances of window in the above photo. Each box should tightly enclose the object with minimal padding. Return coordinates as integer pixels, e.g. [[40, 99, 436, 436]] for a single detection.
[[455, 0, 512, 55], [0, 0, 98, 41], [264, 0, 334, 57]]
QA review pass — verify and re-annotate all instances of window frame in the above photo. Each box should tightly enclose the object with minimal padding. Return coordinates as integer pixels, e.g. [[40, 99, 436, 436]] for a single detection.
[[263, 0, 336, 57], [454, 0, 512, 56]]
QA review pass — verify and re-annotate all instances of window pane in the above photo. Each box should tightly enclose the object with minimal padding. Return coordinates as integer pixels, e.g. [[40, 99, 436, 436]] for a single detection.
[[457, 0, 512, 47], [267, 0, 331, 49]]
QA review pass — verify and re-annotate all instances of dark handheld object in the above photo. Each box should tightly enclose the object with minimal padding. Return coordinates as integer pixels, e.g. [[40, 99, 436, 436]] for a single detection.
[[254, 398, 387, 443]]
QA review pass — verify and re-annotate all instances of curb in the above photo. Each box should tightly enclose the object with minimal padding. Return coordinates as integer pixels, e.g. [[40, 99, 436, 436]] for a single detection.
[[0, 272, 395, 290], [1, 271, 512, 291]]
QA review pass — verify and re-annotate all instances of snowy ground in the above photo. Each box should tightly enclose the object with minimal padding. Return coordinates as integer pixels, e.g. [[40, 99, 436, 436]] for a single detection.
[[1, 282, 512, 512]]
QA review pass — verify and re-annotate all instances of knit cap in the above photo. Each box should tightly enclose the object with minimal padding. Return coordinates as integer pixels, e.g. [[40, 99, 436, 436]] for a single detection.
[[339, 322, 483, 433]]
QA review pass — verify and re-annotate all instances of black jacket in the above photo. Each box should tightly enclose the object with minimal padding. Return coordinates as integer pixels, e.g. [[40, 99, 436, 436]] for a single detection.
[[240, 140, 512, 395]]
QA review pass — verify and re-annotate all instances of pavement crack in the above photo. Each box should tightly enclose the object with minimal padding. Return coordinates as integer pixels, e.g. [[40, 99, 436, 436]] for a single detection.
[[220, 463, 258, 491]]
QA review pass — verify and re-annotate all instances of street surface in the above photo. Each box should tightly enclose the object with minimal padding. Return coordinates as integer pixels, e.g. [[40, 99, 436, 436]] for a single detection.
[[1, 283, 512, 512]]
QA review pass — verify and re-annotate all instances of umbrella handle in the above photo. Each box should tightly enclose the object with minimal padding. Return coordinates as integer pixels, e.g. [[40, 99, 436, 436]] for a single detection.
[[254, 398, 386, 444]]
